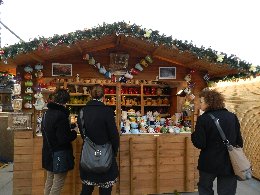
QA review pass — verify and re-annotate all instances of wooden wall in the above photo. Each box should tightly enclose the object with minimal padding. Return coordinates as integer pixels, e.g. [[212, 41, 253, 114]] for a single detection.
[[120, 134, 196, 195], [13, 134, 199, 195], [13, 131, 33, 195]]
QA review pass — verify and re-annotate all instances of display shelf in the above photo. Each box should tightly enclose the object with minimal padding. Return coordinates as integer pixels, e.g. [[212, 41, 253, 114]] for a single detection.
[[143, 94, 170, 97], [121, 94, 141, 96], [144, 104, 170, 107], [66, 104, 86, 106], [69, 93, 90, 96]]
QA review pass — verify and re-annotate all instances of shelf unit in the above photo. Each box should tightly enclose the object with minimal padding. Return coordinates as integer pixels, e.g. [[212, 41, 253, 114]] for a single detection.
[[62, 81, 174, 129]]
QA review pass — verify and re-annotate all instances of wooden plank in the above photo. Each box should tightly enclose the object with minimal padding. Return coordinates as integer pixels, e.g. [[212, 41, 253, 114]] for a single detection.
[[14, 131, 33, 139], [13, 187, 32, 195], [14, 163, 33, 171], [14, 146, 33, 155], [14, 139, 33, 147], [14, 154, 33, 162], [14, 171, 32, 179], [13, 178, 32, 188]]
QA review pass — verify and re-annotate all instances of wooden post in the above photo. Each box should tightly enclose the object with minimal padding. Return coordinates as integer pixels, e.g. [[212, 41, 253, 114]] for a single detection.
[[156, 136, 160, 193], [129, 137, 134, 195], [140, 83, 144, 115], [185, 136, 193, 191], [72, 141, 76, 195], [13, 130, 33, 195]]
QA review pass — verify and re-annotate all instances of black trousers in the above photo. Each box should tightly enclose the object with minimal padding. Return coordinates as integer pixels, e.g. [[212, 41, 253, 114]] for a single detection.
[[198, 170, 237, 195], [80, 184, 112, 195]]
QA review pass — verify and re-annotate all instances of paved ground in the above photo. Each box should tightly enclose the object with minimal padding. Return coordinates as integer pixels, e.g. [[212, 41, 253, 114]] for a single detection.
[[1, 163, 260, 195]]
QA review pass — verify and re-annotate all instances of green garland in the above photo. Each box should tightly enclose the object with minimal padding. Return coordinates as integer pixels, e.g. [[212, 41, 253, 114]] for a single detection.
[[0, 21, 259, 81]]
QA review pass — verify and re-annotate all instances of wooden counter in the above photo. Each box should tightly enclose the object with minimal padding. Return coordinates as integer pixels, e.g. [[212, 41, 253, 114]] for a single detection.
[[13, 131, 198, 195]]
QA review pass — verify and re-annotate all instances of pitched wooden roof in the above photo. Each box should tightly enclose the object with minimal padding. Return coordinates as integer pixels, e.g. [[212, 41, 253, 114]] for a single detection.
[[0, 22, 254, 79]]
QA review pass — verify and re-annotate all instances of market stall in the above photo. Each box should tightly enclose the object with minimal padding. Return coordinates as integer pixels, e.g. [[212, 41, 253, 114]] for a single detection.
[[0, 22, 255, 195]]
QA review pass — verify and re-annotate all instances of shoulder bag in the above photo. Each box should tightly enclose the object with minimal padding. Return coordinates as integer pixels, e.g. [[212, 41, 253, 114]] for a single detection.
[[79, 109, 113, 173], [208, 113, 252, 180], [42, 113, 74, 173]]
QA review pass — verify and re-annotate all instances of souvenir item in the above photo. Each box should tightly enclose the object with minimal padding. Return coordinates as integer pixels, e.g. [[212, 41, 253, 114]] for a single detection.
[[145, 55, 153, 63], [135, 63, 143, 71]]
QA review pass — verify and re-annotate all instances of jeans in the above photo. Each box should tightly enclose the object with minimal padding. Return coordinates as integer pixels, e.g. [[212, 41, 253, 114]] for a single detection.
[[198, 170, 237, 195], [81, 184, 112, 195], [44, 171, 67, 195]]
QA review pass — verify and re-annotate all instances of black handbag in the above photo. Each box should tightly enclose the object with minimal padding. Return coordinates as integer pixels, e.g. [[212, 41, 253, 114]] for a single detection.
[[79, 109, 113, 173], [42, 113, 75, 173]]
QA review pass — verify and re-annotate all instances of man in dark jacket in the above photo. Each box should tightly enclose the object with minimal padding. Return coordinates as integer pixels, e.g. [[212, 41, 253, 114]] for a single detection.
[[42, 89, 77, 195], [191, 89, 243, 195], [77, 84, 119, 195]]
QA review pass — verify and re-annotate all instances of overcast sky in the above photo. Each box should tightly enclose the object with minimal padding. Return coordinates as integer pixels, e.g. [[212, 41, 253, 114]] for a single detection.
[[0, 0, 259, 66]]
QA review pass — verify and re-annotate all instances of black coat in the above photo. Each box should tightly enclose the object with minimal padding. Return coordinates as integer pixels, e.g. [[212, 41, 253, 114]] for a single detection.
[[77, 100, 119, 183], [191, 109, 243, 176], [42, 102, 77, 172]]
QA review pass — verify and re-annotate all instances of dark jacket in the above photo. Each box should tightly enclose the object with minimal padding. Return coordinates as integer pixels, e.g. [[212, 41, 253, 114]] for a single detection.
[[77, 100, 119, 183], [191, 108, 243, 175], [42, 102, 77, 172]]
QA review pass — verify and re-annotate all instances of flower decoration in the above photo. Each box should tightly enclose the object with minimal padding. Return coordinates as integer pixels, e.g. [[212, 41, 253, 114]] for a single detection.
[[144, 29, 152, 38], [217, 54, 225, 62]]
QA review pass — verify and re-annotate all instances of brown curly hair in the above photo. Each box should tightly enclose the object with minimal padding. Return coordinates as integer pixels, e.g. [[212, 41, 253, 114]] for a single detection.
[[199, 89, 225, 111]]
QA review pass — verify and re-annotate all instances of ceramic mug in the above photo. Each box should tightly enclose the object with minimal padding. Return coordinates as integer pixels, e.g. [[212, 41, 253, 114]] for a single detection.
[[124, 72, 133, 79], [135, 63, 143, 71]]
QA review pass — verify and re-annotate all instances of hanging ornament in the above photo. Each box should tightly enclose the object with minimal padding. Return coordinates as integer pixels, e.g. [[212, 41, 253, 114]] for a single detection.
[[184, 74, 192, 82], [119, 75, 127, 83], [124, 72, 133, 79], [176, 89, 186, 97], [24, 72, 32, 80], [135, 63, 143, 71], [89, 57, 95, 65], [140, 59, 148, 67], [188, 82, 196, 88], [83, 53, 90, 60], [203, 73, 210, 81], [24, 65, 33, 73], [130, 68, 139, 75], [105, 71, 112, 78], [99, 66, 107, 74], [35, 64, 43, 71], [145, 55, 153, 63]]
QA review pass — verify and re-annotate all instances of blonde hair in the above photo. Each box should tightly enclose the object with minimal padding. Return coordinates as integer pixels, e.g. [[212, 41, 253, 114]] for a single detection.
[[91, 84, 104, 99]]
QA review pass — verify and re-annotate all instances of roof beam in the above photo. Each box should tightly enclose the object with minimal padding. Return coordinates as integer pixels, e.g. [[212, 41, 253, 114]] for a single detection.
[[84, 43, 116, 53], [75, 42, 83, 54], [153, 55, 185, 66], [27, 52, 44, 63]]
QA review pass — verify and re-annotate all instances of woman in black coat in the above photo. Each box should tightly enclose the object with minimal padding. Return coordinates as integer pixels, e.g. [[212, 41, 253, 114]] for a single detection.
[[191, 89, 243, 195], [77, 84, 119, 195], [42, 89, 77, 195]]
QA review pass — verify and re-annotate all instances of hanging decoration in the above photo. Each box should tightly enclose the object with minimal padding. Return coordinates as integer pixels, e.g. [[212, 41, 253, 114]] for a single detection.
[[0, 22, 258, 82], [177, 69, 196, 111], [83, 53, 153, 82]]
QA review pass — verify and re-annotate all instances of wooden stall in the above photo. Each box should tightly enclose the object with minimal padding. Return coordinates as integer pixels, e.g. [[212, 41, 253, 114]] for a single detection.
[[0, 22, 251, 194]]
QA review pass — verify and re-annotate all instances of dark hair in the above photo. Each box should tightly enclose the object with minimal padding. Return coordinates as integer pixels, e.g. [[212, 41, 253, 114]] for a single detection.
[[54, 89, 70, 104], [91, 84, 104, 99], [199, 89, 225, 111]]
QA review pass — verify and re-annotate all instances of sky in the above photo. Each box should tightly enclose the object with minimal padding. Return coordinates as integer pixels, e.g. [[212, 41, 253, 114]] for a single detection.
[[0, 0, 259, 66]]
